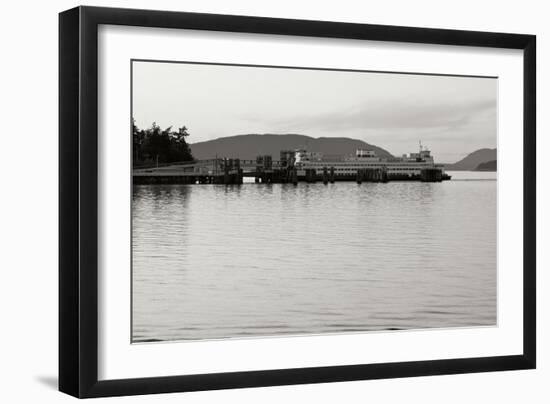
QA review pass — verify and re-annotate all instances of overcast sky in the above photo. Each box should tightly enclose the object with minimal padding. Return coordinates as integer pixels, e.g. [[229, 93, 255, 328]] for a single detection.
[[132, 61, 497, 163]]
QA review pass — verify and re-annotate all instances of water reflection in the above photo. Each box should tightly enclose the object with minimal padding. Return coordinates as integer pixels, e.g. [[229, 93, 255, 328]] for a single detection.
[[132, 171, 497, 342]]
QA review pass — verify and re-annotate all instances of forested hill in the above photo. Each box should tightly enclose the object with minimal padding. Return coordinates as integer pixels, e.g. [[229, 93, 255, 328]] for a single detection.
[[189, 134, 393, 160], [446, 148, 497, 171]]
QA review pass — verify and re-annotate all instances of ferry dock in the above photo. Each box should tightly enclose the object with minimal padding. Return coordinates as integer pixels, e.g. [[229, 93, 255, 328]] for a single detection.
[[133, 148, 450, 185]]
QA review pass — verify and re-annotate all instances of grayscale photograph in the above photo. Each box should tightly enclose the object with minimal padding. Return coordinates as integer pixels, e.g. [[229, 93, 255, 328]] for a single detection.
[[131, 60, 497, 343]]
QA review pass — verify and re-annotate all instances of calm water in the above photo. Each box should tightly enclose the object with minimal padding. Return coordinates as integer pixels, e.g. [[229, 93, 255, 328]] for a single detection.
[[132, 171, 496, 342]]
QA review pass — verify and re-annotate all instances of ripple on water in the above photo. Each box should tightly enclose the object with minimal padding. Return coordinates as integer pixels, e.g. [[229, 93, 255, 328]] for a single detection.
[[132, 173, 497, 342]]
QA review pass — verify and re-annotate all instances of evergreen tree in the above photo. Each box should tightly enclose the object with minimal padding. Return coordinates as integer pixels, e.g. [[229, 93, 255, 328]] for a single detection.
[[133, 121, 194, 166]]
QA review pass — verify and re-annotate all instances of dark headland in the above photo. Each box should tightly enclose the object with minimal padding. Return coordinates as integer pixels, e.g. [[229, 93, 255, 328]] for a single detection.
[[446, 148, 497, 171], [475, 160, 497, 171]]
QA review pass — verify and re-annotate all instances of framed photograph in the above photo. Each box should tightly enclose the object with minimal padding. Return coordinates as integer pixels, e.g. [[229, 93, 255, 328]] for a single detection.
[[59, 6, 536, 398]]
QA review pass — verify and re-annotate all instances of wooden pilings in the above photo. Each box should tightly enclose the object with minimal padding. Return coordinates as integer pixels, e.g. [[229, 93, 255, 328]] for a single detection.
[[281, 167, 298, 185], [356, 167, 388, 183], [321, 166, 336, 184], [356, 170, 362, 184], [219, 158, 243, 184], [305, 169, 317, 183], [420, 168, 443, 182], [255, 155, 273, 183]]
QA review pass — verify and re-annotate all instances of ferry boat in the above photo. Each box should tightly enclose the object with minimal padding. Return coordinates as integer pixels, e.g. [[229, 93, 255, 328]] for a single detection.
[[290, 143, 451, 182]]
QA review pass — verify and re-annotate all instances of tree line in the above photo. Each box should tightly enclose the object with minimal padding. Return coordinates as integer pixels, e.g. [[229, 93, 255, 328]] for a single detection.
[[133, 120, 194, 167]]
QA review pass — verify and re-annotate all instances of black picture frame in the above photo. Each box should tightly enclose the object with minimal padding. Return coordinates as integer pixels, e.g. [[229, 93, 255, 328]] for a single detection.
[[59, 6, 536, 398]]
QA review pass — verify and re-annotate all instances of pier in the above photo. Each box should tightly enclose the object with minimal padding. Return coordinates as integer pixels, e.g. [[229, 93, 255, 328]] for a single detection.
[[133, 153, 449, 185]]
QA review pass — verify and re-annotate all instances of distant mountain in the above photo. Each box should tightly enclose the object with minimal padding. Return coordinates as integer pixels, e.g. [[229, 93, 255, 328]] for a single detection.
[[446, 148, 497, 171], [189, 134, 393, 160], [475, 160, 497, 171]]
